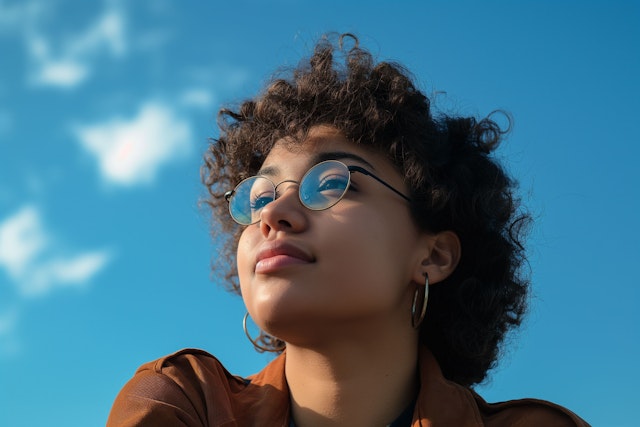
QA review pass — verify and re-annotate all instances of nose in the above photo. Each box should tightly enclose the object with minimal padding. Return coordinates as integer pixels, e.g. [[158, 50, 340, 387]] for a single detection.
[[259, 182, 309, 236]]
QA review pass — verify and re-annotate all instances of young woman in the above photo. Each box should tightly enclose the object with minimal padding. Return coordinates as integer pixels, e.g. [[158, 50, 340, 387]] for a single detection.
[[107, 34, 590, 426]]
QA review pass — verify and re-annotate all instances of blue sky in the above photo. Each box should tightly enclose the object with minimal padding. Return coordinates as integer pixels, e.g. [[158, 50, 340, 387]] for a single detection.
[[0, 1, 638, 426]]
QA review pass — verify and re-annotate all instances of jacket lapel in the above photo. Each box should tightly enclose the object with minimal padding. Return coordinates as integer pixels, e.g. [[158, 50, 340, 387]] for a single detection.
[[412, 347, 483, 427]]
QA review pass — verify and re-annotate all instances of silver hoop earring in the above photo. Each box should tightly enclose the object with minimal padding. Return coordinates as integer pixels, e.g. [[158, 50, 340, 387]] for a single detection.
[[243, 312, 285, 353], [411, 273, 429, 328]]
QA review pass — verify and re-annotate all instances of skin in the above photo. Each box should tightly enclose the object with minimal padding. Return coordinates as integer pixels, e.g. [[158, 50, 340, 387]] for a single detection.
[[237, 125, 460, 427]]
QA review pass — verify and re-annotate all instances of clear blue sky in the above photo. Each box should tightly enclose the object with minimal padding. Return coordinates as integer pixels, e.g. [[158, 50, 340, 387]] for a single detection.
[[1, 1, 638, 426]]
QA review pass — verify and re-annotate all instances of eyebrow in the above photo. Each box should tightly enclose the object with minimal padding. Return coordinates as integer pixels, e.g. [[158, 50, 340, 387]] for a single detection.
[[257, 151, 376, 177]]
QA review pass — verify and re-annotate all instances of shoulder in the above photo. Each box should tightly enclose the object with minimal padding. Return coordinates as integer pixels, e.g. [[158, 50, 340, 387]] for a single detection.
[[416, 346, 590, 426], [136, 348, 245, 387], [471, 390, 591, 427], [107, 349, 247, 427]]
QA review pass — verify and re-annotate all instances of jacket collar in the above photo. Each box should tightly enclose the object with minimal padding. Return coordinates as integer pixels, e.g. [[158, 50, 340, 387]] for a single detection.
[[244, 345, 483, 427], [413, 346, 483, 426]]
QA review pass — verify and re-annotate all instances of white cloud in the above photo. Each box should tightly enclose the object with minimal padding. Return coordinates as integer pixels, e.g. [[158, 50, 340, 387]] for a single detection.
[[23, 251, 111, 297], [67, 9, 126, 57], [74, 102, 192, 186], [33, 58, 89, 88], [0, 206, 48, 278], [47, 252, 109, 283], [0, 206, 111, 297], [26, 4, 127, 88]]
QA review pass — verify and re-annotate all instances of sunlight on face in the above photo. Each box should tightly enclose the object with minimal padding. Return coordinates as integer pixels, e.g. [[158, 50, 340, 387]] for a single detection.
[[236, 126, 425, 346]]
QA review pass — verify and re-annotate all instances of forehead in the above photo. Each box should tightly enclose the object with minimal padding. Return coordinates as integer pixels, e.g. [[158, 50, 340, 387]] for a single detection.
[[260, 126, 388, 173]]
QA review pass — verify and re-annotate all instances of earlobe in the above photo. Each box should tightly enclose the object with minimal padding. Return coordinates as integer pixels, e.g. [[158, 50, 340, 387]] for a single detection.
[[413, 231, 461, 285]]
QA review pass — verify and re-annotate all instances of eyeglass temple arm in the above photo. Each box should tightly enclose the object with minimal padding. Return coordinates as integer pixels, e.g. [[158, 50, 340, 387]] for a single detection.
[[348, 166, 411, 202]]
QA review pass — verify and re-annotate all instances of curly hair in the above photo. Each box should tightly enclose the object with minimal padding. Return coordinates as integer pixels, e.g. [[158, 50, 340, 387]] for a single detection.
[[202, 34, 530, 387]]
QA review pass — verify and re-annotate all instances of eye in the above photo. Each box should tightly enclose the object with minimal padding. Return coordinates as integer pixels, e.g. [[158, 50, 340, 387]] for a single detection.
[[250, 192, 274, 211], [317, 174, 349, 193]]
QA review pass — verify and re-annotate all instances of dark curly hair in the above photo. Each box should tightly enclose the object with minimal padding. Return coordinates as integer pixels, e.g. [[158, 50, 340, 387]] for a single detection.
[[202, 34, 530, 387]]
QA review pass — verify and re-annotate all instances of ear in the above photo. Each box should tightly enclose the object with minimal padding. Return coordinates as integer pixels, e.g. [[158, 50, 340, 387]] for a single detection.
[[411, 231, 461, 285]]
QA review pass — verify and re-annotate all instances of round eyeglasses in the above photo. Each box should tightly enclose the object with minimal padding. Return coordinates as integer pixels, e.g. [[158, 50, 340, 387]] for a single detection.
[[224, 160, 411, 225]]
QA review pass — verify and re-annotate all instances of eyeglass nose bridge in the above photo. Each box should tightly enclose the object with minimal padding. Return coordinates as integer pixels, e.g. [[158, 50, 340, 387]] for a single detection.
[[256, 179, 302, 218], [273, 179, 300, 199], [253, 179, 303, 225]]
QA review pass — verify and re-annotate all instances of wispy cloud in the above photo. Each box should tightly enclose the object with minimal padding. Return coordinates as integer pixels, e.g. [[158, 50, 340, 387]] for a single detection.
[[0, 206, 111, 297], [24, 251, 111, 296], [185, 64, 251, 93], [0, 207, 47, 279], [178, 64, 250, 112], [66, 8, 126, 57], [23, 3, 127, 88], [74, 101, 192, 186], [29, 55, 89, 88], [179, 88, 215, 109]]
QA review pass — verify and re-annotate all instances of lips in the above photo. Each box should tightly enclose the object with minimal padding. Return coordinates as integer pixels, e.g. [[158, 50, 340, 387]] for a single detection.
[[255, 241, 315, 274]]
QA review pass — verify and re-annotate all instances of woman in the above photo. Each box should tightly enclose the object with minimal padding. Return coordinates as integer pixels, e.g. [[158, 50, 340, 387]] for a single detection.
[[107, 34, 590, 426]]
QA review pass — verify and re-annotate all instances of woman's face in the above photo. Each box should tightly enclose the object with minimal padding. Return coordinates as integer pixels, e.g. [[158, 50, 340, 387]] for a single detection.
[[237, 126, 427, 345]]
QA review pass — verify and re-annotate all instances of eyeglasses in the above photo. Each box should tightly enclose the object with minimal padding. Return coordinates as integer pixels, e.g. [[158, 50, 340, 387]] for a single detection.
[[224, 160, 411, 225]]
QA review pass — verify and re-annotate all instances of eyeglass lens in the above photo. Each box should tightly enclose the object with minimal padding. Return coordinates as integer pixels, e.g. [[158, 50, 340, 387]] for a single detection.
[[228, 160, 351, 225]]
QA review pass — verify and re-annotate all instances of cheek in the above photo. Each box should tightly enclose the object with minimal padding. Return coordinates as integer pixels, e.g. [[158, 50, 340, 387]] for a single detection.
[[237, 228, 256, 298], [322, 209, 416, 296]]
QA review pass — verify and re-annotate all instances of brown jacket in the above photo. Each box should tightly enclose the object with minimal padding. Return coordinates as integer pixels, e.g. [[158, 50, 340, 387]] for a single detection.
[[107, 347, 590, 426]]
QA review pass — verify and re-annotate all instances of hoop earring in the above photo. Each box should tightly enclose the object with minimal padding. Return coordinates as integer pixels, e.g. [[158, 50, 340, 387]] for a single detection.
[[243, 312, 285, 353], [411, 273, 429, 328]]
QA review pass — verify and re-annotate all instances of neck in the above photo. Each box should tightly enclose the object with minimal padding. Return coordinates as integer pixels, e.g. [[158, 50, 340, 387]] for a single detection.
[[285, 330, 419, 427]]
